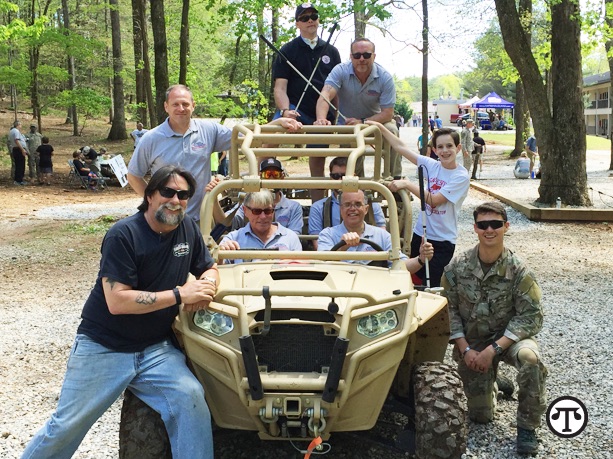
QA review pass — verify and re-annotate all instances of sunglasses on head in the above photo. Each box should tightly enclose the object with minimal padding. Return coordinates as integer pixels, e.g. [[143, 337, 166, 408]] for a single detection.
[[245, 206, 274, 215], [159, 186, 190, 200], [475, 220, 506, 230], [261, 169, 283, 179], [351, 52, 372, 60], [330, 172, 345, 180], [297, 13, 319, 22]]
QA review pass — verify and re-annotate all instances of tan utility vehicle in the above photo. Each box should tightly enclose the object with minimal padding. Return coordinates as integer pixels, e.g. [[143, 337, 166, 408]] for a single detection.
[[119, 124, 467, 459]]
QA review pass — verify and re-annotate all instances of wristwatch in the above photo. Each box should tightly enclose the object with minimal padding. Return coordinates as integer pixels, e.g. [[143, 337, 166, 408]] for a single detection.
[[491, 342, 504, 356], [202, 276, 217, 287]]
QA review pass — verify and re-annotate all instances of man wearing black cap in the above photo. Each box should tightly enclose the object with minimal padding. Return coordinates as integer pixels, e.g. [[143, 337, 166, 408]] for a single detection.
[[272, 3, 341, 201]]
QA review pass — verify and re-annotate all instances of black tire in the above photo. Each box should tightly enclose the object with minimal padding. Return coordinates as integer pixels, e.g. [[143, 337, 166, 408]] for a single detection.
[[118, 390, 172, 459], [412, 362, 468, 459]]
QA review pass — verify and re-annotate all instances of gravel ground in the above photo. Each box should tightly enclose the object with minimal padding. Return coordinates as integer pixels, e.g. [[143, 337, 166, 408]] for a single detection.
[[1, 138, 612, 458]]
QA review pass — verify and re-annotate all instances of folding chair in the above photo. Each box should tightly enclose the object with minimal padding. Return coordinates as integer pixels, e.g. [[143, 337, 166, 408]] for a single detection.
[[68, 160, 94, 190], [89, 164, 108, 190]]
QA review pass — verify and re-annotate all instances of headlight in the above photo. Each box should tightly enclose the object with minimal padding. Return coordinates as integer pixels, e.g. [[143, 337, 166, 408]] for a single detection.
[[357, 309, 398, 338], [194, 310, 234, 336]]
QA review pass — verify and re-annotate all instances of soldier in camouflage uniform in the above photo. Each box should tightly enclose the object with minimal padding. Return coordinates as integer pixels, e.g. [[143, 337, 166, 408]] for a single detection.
[[26, 124, 43, 182], [441, 201, 547, 456]]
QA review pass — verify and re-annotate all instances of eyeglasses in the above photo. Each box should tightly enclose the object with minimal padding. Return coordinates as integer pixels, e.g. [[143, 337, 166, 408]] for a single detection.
[[261, 169, 283, 179], [245, 206, 275, 215], [297, 13, 319, 22], [341, 202, 366, 209], [351, 52, 373, 60], [159, 186, 190, 200], [330, 173, 345, 180], [475, 220, 506, 230]]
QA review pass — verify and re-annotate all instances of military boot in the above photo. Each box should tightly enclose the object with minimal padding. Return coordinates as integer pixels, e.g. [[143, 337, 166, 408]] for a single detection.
[[516, 427, 538, 455], [496, 374, 514, 398]]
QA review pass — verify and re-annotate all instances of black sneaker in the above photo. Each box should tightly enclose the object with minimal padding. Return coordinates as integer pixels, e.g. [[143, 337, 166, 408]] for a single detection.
[[496, 374, 514, 398], [517, 427, 538, 455]]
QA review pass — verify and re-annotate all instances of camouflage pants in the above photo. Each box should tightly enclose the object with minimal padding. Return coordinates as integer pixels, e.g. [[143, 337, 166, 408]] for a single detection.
[[28, 152, 39, 179], [456, 338, 548, 430]]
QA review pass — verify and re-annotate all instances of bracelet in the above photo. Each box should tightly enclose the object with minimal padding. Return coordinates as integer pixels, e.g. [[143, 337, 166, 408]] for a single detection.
[[462, 346, 471, 357], [281, 108, 289, 115], [416, 257, 425, 266], [361, 118, 366, 123], [172, 287, 182, 305]]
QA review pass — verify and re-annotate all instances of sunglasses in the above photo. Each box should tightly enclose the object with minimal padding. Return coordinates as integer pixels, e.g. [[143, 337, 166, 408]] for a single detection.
[[341, 202, 366, 209], [159, 186, 190, 200], [261, 169, 283, 179], [245, 206, 275, 216], [297, 13, 319, 22], [351, 52, 373, 60], [330, 173, 345, 180], [475, 220, 506, 230]]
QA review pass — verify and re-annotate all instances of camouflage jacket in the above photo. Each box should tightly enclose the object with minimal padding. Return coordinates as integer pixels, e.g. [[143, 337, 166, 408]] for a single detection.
[[441, 245, 543, 350]]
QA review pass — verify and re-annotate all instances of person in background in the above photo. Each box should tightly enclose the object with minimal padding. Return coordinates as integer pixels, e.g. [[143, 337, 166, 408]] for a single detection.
[[513, 152, 531, 179], [524, 135, 538, 177], [26, 123, 43, 183], [21, 166, 218, 459], [471, 130, 486, 180], [434, 115, 443, 129], [460, 118, 474, 172], [131, 122, 149, 149], [442, 201, 547, 456], [217, 151, 228, 176], [9, 120, 28, 186], [36, 136, 54, 186], [73, 151, 98, 190]]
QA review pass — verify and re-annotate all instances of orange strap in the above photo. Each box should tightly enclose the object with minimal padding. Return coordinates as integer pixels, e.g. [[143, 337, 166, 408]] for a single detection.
[[303, 436, 322, 459]]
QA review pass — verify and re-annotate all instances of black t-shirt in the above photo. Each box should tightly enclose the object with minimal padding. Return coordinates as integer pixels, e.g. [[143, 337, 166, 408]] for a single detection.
[[82, 148, 98, 161], [77, 212, 214, 352], [272, 36, 341, 121], [36, 144, 54, 168], [73, 159, 89, 176], [473, 136, 485, 154]]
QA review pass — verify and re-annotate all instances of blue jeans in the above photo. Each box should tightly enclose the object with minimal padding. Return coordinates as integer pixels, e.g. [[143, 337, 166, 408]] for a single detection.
[[22, 335, 213, 459]]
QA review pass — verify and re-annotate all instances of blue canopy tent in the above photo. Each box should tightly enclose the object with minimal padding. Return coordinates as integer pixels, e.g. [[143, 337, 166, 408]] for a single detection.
[[472, 92, 515, 129]]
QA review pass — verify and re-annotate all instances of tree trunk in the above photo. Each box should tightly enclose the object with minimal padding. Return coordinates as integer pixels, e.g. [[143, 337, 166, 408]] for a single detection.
[[353, 0, 366, 38], [132, 0, 147, 125], [140, 0, 156, 127], [108, 0, 128, 140], [150, 0, 169, 125], [605, 0, 613, 170], [511, 80, 528, 157], [61, 0, 78, 135], [510, 0, 532, 159], [494, 0, 591, 206], [179, 0, 189, 85], [420, 0, 428, 156]]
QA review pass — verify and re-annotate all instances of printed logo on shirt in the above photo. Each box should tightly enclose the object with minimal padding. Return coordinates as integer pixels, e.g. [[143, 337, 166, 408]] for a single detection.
[[277, 216, 289, 227], [366, 90, 381, 97], [322, 55, 331, 65], [173, 242, 190, 257], [191, 141, 207, 151], [271, 243, 291, 251]]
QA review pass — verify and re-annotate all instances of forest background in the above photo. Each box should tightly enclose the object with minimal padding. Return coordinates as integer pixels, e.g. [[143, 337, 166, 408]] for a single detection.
[[1, 0, 613, 205]]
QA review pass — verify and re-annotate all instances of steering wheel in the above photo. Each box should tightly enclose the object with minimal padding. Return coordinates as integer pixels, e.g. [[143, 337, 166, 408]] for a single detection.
[[330, 238, 388, 268]]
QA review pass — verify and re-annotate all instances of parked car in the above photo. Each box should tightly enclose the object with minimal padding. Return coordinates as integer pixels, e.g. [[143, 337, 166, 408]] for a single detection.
[[456, 111, 489, 126]]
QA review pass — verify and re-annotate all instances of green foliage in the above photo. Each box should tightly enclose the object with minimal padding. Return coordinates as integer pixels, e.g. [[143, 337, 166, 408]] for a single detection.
[[395, 98, 411, 120], [237, 79, 269, 123], [53, 89, 111, 134], [66, 216, 117, 235]]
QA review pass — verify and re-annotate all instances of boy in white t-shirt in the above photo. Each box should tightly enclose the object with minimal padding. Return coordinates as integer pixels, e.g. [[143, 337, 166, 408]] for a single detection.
[[368, 122, 470, 287]]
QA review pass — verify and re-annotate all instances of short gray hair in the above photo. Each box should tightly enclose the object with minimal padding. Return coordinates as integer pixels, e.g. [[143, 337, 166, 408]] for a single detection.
[[244, 190, 275, 208]]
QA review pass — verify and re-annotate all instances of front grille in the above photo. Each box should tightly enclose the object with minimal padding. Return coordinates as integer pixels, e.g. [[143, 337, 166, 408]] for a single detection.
[[254, 310, 335, 323], [252, 324, 336, 372]]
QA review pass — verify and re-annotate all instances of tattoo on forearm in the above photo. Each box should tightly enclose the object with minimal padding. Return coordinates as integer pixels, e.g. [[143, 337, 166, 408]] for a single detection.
[[105, 278, 117, 290], [135, 292, 157, 305]]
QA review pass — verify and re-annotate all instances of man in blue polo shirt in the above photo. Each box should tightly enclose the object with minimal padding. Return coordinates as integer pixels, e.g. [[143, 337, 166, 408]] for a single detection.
[[317, 190, 431, 272], [219, 190, 302, 264], [314, 38, 402, 178], [308, 156, 386, 249], [127, 84, 302, 223]]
